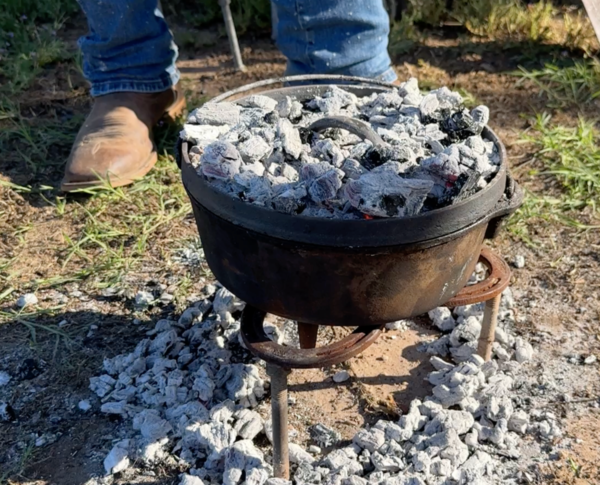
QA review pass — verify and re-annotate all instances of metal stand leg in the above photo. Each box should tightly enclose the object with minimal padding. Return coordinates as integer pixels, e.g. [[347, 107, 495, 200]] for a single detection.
[[477, 294, 501, 361], [267, 364, 291, 479], [297, 323, 319, 349], [218, 0, 247, 72]]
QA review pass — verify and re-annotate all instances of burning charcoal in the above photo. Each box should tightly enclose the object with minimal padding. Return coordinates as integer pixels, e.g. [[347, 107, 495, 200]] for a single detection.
[[277, 119, 303, 159], [244, 177, 272, 206], [345, 172, 433, 217], [238, 95, 278, 112], [440, 109, 477, 142], [276, 96, 294, 118], [300, 161, 333, 182], [428, 139, 445, 154], [433, 86, 463, 111], [419, 93, 440, 120], [263, 111, 279, 125], [341, 159, 367, 180], [348, 141, 373, 160], [188, 102, 241, 126], [240, 161, 266, 177], [272, 183, 307, 214], [471, 105, 489, 135], [372, 90, 404, 109], [254, 126, 276, 144], [271, 163, 299, 182], [421, 146, 461, 182], [309, 86, 357, 114], [200, 141, 242, 181], [311, 139, 345, 167], [308, 169, 344, 204], [90, 374, 116, 398], [181, 124, 230, 145], [240, 108, 269, 128], [465, 135, 486, 155], [237, 136, 272, 163], [309, 423, 341, 448], [186, 78, 500, 218], [397, 77, 420, 98], [360, 145, 395, 170]]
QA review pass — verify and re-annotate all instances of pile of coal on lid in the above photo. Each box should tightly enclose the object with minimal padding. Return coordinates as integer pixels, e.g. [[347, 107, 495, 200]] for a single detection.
[[181, 79, 500, 219]]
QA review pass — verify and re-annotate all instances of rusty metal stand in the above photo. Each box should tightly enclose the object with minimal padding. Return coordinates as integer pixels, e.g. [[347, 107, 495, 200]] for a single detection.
[[241, 307, 382, 478], [241, 246, 511, 478], [445, 247, 511, 361], [266, 364, 291, 479]]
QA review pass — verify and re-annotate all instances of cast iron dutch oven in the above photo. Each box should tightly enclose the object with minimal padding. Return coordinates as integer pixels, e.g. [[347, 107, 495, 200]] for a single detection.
[[177, 75, 523, 326]]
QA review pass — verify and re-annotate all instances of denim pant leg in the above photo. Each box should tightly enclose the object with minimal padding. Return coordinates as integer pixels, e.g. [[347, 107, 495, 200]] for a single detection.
[[271, 0, 396, 82], [77, 0, 179, 97]]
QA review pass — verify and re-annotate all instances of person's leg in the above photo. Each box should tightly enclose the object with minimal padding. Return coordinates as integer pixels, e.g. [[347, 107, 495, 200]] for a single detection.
[[62, 0, 185, 192], [78, 0, 179, 96], [271, 0, 396, 83]]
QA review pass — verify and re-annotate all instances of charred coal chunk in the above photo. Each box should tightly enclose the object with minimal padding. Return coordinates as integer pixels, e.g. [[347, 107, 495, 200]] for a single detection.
[[440, 109, 477, 143], [381, 194, 407, 217], [302, 100, 320, 112], [453, 171, 481, 202], [361, 145, 396, 171], [299, 127, 319, 146], [263, 111, 280, 125]]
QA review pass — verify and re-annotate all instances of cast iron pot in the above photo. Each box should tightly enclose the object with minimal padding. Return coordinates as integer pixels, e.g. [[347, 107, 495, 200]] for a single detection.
[[178, 75, 523, 326]]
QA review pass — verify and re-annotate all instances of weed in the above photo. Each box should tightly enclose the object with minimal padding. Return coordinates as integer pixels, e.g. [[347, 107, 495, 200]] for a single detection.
[[516, 60, 600, 108], [0, 0, 79, 95], [524, 113, 600, 210], [389, 0, 597, 54]]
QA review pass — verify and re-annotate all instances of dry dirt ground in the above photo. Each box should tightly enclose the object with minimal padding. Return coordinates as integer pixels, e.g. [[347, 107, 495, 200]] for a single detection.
[[1, 21, 600, 485]]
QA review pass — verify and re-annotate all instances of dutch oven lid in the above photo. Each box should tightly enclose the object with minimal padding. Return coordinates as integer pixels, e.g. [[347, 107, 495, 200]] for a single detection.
[[180, 78, 513, 248]]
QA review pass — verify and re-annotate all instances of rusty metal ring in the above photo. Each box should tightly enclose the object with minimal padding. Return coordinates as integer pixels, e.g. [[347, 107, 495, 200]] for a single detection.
[[444, 247, 511, 307], [241, 306, 382, 369]]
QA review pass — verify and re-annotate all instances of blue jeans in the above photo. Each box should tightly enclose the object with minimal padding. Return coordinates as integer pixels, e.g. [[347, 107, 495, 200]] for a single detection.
[[77, 0, 396, 97]]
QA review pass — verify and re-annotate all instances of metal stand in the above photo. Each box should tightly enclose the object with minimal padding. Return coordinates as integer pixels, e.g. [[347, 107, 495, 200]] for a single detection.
[[266, 364, 291, 479], [478, 295, 501, 361], [218, 0, 246, 72], [445, 247, 512, 362], [242, 246, 511, 477], [241, 307, 382, 478]]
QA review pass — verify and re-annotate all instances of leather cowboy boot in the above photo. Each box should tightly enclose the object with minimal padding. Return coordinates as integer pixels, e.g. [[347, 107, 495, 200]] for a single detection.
[[61, 86, 186, 191]]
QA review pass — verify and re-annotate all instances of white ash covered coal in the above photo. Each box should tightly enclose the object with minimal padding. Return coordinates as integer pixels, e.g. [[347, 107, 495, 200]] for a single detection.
[[181, 79, 501, 219]]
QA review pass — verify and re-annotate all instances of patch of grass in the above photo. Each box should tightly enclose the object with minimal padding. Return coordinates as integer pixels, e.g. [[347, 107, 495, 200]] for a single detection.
[[464, 0, 555, 43], [391, 0, 598, 53], [524, 113, 600, 210], [516, 59, 600, 108], [506, 191, 597, 246], [0, 0, 79, 95], [508, 113, 600, 245], [0, 99, 84, 180]]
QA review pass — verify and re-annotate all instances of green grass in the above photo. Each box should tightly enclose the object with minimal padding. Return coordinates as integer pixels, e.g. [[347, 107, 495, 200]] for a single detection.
[[524, 113, 600, 210], [508, 113, 600, 245], [516, 59, 600, 108], [0, 0, 79, 95], [390, 0, 597, 54]]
